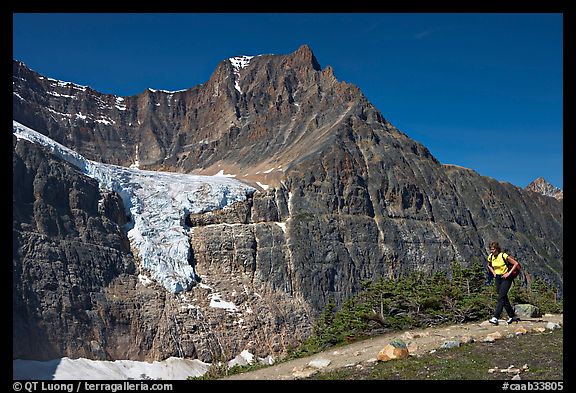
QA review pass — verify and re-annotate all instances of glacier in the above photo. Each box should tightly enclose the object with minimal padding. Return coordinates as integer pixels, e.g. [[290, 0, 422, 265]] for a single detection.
[[13, 120, 255, 293]]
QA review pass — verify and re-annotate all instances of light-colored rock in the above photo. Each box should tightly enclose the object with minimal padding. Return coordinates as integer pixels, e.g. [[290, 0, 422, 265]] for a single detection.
[[460, 336, 474, 344], [291, 368, 318, 379], [546, 322, 561, 330], [440, 340, 461, 349], [514, 304, 541, 318], [501, 366, 521, 374], [401, 332, 415, 340], [515, 327, 528, 335], [377, 339, 409, 362], [307, 358, 331, 369], [485, 331, 503, 341]]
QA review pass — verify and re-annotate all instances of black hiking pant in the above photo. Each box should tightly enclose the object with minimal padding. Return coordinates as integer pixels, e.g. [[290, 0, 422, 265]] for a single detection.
[[494, 275, 515, 319]]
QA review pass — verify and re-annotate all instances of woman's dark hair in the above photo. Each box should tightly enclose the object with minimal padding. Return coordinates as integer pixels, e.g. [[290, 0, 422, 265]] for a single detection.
[[489, 242, 501, 253]]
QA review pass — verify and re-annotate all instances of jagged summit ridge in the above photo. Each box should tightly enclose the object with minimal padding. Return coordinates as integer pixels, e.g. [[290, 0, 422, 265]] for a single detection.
[[293, 44, 322, 70], [525, 177, 563, 200], [12, 44, 400, 185]]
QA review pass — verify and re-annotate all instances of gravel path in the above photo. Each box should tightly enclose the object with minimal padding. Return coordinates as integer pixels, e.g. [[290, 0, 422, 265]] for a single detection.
[[221, 314, 563, 380]]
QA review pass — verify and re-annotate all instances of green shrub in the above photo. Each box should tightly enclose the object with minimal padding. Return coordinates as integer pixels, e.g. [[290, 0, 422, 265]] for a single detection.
[[297, 260, 561, 356], [190, 260, 562, 379], [509, 276, 563, 314]]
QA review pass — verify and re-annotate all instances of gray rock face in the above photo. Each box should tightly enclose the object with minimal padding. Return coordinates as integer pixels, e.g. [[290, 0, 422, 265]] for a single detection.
[[12, 45, 562, 363], [13, 135, 134, 359], [13, 136, 312, 362]]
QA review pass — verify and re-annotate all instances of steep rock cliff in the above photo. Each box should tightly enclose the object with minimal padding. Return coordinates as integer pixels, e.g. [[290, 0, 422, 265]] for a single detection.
[[13, 135, 312, 362]]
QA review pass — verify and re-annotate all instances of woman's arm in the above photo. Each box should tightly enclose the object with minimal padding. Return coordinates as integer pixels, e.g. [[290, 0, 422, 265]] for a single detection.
[[487, 262, 496, 277]]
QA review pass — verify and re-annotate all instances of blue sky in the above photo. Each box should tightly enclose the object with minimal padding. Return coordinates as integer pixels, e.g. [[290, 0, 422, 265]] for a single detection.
[[12, 13, 563, 189]]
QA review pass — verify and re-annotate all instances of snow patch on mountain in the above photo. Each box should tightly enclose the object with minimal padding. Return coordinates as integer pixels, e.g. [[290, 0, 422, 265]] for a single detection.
[[229, 55, 254, 93], [39, 75, 87, 91]]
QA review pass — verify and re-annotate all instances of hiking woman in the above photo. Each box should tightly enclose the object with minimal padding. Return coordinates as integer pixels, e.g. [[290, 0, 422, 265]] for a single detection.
[[487, 241, 520, 325]]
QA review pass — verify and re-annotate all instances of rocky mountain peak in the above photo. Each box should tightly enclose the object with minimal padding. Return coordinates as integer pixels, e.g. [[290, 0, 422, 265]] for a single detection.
[[291, 44, 322, 71], [525, 177, 563, 200]]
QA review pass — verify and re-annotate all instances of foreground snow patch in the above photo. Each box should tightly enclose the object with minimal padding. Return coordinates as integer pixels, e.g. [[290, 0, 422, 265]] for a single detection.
[[13, 357, 210, 380]]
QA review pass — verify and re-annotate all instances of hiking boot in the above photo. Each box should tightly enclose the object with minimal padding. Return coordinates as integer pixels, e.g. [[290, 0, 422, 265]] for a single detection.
[[489, 317, 499, 325], [507, 316, 520, 324]]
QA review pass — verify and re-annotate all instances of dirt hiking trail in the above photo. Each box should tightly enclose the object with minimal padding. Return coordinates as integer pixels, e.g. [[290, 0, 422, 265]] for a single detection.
[[222, 314, 563, 380]]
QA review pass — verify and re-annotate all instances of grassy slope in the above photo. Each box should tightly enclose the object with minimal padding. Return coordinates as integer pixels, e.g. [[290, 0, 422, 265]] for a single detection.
[[309, 329, 563, 380]]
